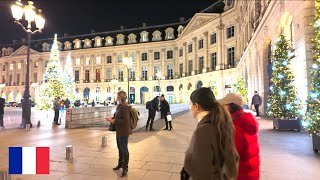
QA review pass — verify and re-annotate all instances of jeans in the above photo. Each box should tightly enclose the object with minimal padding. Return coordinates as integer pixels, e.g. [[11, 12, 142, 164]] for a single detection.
[[116, 136, 129, 169], [146, 111, 156, 129], [254, 104, 260, 117], [54, 110, 59, 124], [0, 114, 3, 127]]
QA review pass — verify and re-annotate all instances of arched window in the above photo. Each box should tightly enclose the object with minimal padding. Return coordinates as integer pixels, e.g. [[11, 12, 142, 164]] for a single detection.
[[140, 31, 149, 42], [196, 81, 203, 89]]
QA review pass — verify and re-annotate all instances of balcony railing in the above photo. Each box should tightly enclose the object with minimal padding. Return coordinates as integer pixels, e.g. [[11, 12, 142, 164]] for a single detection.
[[142, 77, 148, 81], [83, 80, 90, 83], [75, 80, 80, 83], [105, 79, 111, 82]]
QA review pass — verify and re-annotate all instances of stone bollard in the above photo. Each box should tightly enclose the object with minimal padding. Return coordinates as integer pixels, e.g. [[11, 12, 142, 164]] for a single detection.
[[37, 121, 41, 128], [66, 145, 73, 160], [0, 169, 11, 180], [25, 124, 31, 131], [101, 136, 107, 147]]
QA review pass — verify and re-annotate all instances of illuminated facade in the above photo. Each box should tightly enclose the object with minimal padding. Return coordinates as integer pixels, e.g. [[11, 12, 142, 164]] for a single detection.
[[0, 0, 315, 113]]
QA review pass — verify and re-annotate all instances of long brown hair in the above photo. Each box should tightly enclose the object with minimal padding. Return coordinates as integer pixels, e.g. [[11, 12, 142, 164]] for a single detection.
[[190, 87, 238, 178], [117, 91, 129, 106]]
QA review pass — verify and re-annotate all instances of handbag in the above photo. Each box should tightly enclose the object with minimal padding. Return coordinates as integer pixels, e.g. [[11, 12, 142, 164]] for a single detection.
[[167, 114, 172, 121], [108, 123, 116, 131]]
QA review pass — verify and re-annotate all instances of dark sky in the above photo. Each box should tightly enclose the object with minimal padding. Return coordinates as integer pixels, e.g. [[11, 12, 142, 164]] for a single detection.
[[0, 0, 218, 44]]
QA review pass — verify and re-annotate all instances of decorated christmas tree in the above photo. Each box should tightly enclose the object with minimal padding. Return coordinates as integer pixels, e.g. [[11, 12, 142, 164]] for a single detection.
[[306, 0, 320, 134], [62, 52, 76, 102], [267, 34, 300, 119], [233, 77, 248, 104], [37, 34, 65, 110]]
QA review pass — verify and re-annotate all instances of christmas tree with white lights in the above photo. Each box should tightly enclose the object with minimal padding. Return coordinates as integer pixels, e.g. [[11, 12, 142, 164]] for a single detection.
[[38, 34, 65, 110], [267, 34, 300, 119], [63, 52, 76, 102], [306, 0, 320, 134]]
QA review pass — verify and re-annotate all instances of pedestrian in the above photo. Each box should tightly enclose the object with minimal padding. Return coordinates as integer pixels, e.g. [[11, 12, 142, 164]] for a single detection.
[[92, 100, 95, 107], [53, 97, 61, 125], [106, 91, 131, 177], [219, 93, 260, 180], [181, 87, 239, 180], [146, 96, 159, 131], [0, 97, 5, 130], [65, 98, 70, 108], [251, 91, 262, 117], [160, 94, 172, 131]]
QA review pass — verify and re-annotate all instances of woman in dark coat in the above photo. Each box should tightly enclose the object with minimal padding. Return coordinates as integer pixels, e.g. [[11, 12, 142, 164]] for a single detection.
[[106, 91, 132, 177], [181, 88, 239, 180]]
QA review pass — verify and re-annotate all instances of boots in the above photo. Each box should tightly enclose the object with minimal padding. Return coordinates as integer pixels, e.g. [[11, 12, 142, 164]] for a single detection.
[[121, 154, 129, 177], [113, 160, 123, 170]]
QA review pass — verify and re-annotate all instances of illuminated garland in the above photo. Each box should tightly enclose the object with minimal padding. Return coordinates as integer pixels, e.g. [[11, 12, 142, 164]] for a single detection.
[[306, 0, 320, 134], [63, 52, 76, 103], [233, 77, 248, 104]]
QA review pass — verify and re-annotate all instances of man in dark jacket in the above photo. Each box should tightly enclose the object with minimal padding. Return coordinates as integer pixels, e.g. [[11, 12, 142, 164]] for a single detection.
[[65, 98, 70, 108], [146, 96, 159, 131], [0, 97, 5, 130], [160, 94, 172, 130], [251, 91, 262, 117], [53, 97, 61, 125]]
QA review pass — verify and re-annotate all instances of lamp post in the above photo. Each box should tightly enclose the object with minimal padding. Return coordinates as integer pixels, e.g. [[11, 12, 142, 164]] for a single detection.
[[156, 71, 163, 96], [110, 79, 118, 105], [123, 56, 133, 103], [11, 0, 45, 128]]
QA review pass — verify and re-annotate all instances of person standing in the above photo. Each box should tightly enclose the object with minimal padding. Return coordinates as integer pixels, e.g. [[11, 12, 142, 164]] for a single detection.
[[219, 93, 260, 180], [106, 91, 131, 177], [181, 88, 239, 180], [64, 98, 70, 108], [0, 97, 5, 130], [146, 96, 159, 131], [53, 97, 61, 125], [160, 94, 172, 131], [251, 91, 262, 117]]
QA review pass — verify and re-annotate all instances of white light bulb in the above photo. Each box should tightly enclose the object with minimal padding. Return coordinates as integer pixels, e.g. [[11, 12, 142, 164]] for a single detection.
[[312, 64, 318, 69]]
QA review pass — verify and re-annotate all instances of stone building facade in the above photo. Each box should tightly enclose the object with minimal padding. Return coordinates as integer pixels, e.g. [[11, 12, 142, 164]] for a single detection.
[[0, 0, 315, 113]]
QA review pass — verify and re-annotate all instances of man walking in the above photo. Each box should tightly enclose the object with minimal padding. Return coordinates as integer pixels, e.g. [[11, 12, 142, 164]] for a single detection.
[[53, 97, 61, 125], [0, 97, 5, 130], [251, 91, 262, 117], [146, 96, 159, 131], [160, 94, 172, 131]]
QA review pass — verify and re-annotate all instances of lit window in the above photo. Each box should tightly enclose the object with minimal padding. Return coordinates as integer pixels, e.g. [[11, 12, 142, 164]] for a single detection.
[[86, 41, 91, 47], [96, 56, 101, 64], [76, 41, 81, 48], [17, 63, 21, 69], [96, 39, 101, 46], [86, 57, 90, 65], [75, 58, 81, 66], [10, 64, 13, 70], [107, 38, 112, 44], [142, 67, 148, 79]]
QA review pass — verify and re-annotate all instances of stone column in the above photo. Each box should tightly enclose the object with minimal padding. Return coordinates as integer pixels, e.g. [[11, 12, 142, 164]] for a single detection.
[[135, 51, 140, 80], [217, 23, 224, 70], [101, 54, 106, 82], [148, 50, 153, 80], [161, 48, 166, 77], [112, 53, 117, 79], [183, 42, 187, 77], [90, 55, 95, 83], [203, 31, 209, 72], [80, 56, 84, 82], [192, 37, 197, 74], [174, 47, 179, 78]]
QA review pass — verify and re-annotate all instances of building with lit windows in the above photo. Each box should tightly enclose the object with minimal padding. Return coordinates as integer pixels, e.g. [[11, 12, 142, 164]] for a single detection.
[[0, 0, 315, 113]]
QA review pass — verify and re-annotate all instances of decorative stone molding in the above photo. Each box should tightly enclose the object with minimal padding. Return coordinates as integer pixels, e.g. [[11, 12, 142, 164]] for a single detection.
[[177, 25, 184, 37], [152, 30, 162, 41], [128, 33, 137, 44], [116, 34, 125, 45], [165, 27, 175, 40], [42, 42, 50, 51], [105, 36, 114, 46], [73, 39, 82, 49], [84, 39, 92, 48], [64, 41, 72, 50], [140, 31, 149, 42]]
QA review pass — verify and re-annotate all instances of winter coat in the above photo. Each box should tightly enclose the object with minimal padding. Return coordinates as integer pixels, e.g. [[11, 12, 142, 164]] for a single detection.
[[231, 109, 260, 180], [251, 95, 262, 105], [160, 99, 170, 114], [114, 104, 132, 137]]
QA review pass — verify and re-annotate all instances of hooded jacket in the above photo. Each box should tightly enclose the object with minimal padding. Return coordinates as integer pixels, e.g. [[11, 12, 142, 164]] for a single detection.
[[231, 109, 260, 180]]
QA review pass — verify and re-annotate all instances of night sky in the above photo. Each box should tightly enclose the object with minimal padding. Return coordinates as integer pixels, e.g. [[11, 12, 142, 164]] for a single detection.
[[0, 0, 218, 45]]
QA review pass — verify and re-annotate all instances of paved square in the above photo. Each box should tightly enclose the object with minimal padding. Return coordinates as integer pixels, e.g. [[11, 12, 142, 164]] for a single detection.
[[0, 111, 319, 180]]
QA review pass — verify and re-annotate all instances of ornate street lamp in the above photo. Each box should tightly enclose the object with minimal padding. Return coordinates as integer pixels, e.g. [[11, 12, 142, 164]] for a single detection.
[[123, 56, 133, 103], [110, 79, 118, 105], [11, 0, 45, 128], [156, 71, 163, 96]]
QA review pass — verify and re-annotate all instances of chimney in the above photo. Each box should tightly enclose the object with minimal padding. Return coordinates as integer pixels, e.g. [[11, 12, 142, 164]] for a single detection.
[[179, 17, 185, 22], [64, 33, 69, 37], [142, 22, 147, 27], [120, 26, 124, 30], [90, 29, 95, 34]]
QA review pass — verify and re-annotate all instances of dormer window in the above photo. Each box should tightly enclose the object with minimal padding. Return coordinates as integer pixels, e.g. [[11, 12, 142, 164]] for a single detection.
[[165, 27, 175, 40], [94, 36, 102, 47], [152, 30, 162, 41], [57, 41, 62, 50], [128, 33, 137, 44], [74, 39, 81, 49], [42, 42, 49, 51], [105, 36, 114, 46], [116, 34, 125, 45], [140, 31, 149, 42], [84, 39, 92, 48], [177, 25, 184, 37], [64, 41, 72, 50]]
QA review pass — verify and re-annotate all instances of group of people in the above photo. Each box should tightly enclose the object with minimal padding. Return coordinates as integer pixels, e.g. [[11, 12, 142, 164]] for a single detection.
[[105, 88, 261, 179], [146, 94, 172, 131]]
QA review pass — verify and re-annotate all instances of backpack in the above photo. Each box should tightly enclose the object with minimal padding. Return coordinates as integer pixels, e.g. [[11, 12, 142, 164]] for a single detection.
[[129, 106, 140, 130], [146, 101, 151, 110]]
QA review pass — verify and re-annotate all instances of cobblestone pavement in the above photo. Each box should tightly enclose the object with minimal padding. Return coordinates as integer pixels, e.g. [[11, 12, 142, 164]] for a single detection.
[[0, 111, 319, 180]]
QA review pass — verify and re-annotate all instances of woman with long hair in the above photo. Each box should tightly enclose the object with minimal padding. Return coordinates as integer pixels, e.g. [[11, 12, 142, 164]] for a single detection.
[[106, 91, 131, 177], [181, 87, 239, 180], [219, 93, 260, 180]]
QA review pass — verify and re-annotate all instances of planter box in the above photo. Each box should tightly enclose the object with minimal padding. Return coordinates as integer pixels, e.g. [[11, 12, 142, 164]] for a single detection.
[[312, 134, 320, 153], [273, 119, 301, 132]]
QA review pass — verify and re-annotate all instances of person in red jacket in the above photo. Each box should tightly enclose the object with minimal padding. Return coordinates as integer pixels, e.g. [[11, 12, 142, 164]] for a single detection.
[[219, 93, 260, 180]]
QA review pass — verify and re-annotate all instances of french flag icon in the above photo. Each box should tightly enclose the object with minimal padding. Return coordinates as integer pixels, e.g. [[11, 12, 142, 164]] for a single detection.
[[9, 147, 50, 174]]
